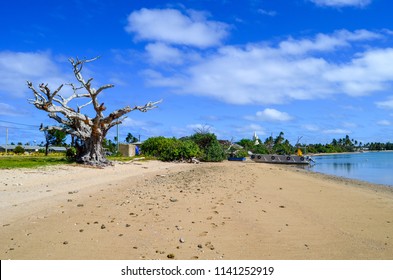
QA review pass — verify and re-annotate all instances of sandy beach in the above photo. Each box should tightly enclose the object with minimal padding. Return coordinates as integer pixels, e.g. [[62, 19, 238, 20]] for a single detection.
[[1, 160, 392, 260]]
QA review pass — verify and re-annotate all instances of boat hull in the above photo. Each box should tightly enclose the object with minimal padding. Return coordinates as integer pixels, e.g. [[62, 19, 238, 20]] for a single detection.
[[228, 157, 246, 161], [250, 154, 311, 164]]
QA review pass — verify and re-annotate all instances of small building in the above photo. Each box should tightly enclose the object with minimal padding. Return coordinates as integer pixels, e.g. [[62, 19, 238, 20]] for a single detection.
[[118, 143, 136, 157]]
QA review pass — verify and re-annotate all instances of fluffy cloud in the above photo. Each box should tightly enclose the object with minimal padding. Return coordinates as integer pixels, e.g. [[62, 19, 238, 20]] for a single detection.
[[309, 0, 372, 7], [145, 43, 184, 65], [0, 51, 68, 98], [125, 8, 229, 48], [234, 124, 266, 137], [278, 29, 380, 55], [144, 29, 393, 105], [376, 96, 393, 109], [247, 108, 293, 122]]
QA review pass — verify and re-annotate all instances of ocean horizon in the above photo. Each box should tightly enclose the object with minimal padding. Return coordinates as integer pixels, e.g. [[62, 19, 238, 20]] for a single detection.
[[309, 151, 393, 187]]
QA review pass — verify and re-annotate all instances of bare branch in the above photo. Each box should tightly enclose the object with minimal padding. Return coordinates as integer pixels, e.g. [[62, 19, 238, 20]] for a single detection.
[[40, 124, 77, 137], [131, 99, 163, 113], [95, 84, 114, 96], [27, 56, 162, 166], [77, 100, 93, 112]]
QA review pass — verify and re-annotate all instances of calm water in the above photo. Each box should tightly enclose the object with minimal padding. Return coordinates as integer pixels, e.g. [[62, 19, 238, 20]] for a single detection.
[[309, 151, 393, 187]]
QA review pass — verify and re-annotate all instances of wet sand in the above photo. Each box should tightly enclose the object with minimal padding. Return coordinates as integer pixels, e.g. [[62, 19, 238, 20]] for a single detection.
[[1, 160, 392, 260]]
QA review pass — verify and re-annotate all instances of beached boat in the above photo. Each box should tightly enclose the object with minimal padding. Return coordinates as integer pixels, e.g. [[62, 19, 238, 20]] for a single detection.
[[228, 157, 247, 161], [250, 154, 313, 164]]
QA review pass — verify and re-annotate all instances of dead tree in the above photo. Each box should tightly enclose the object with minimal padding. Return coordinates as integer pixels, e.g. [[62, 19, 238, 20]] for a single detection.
[[27, 56, 161, 166]]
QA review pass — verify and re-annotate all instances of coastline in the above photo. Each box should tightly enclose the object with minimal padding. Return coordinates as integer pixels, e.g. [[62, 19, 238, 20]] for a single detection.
[[308, 151, 393, 187], [311, 150, 393, 156], [1, 160, 393, 260]]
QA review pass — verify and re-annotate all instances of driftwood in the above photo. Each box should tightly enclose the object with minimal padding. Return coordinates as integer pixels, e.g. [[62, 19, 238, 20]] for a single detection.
[[27, 56, 161, 166]]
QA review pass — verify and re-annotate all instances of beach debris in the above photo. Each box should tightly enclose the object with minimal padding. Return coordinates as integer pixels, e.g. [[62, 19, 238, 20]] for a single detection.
[[175, 225, 183, 230], [205, 242, 215, 250], [167, 253, 175, 259], [197, 244, 203, 249], [63, 241, 68, 245], [279, 205, 286, 208], [179, 237, 185, 243], [77, 204, 84, 207], [100, 224, 106, 229], [170, 198, 178, 202]]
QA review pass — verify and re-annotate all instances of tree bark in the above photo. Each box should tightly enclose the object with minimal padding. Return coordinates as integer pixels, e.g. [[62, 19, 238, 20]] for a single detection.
[[77, 133, 110, 166]]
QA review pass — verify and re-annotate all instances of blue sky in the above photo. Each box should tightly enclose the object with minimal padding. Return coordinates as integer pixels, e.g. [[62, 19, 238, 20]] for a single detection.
[[1, 0, 393, 146]]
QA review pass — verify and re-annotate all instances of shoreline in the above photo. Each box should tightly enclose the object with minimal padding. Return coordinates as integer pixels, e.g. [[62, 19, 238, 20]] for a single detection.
[[307, 151, 393, 188], [1, 160, 393, 260]]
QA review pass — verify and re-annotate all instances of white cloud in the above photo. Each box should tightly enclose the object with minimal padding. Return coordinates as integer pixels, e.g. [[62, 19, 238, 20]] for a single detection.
[[122, 117, 150, 128], [323, 128, 351, 134], [376, 96, 393, 109], [377, 120, 391, 126], [234, 124, 266, 137], [145, 29, 393, 105], [125, 8, 229, 48], [0, 51, 69, 98], [325, 48, 393, 96], [303, 124, 320, 132], [247, 108, 293, 122], [279, 29, 380, 55], [258, 9, 277, 17], [309, 0, 372, 7], [145, 43, 184, 65]]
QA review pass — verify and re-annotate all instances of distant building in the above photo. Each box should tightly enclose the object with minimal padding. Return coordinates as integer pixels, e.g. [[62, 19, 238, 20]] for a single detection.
[[0, 144, 66, 153]]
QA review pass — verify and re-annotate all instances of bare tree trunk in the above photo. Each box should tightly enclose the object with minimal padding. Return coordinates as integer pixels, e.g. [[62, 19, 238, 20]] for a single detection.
[[27, 56, 161, 167], [77, 134, 110, 166]]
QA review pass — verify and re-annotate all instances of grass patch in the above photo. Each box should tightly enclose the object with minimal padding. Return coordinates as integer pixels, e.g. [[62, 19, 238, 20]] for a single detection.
[[0, 155, 70, 169]]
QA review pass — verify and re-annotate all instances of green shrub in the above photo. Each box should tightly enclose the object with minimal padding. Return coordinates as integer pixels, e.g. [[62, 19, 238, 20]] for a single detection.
[[178, 140, 201, 159], [190, 132, 226, 162], [141, 136, 172, 158], [141, 137, 201, 161], [234, 149, 249, 158], [202, 141, 226, 162], [66, 147, 77, 160], [252, 144, 269, 154], [14, 145, 25, 154]]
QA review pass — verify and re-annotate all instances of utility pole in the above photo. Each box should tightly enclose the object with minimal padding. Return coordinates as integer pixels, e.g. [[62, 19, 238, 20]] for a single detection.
[[116, 123, 119, 152], [5, 127, 8, 154]]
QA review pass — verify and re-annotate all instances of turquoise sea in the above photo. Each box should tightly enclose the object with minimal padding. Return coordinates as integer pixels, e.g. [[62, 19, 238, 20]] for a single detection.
[[309, 151, 393, 187]]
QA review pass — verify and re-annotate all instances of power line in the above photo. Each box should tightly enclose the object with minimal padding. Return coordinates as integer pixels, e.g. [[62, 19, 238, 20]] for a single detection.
[[0, 119, 40, 128]]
